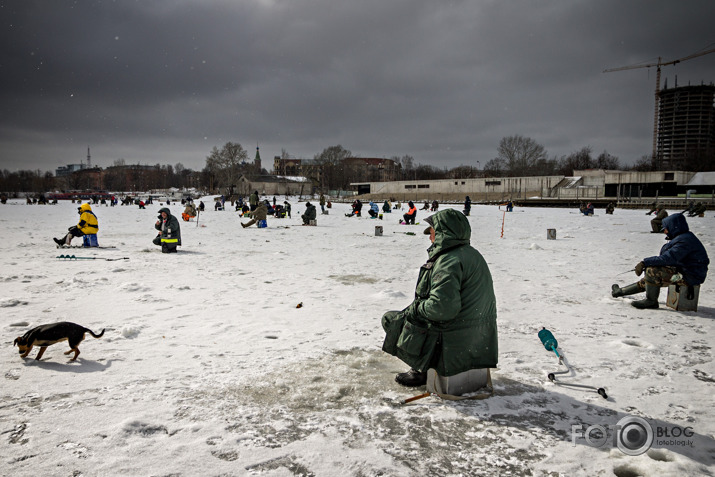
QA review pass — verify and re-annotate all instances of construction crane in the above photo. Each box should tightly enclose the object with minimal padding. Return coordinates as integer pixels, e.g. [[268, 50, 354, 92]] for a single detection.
[[603, 46, 715, 160]]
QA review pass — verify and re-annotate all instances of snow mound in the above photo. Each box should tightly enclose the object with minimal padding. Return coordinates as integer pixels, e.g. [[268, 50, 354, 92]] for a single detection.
[[121, 325, 141, 338], [119, 282, 151, 293], [373, 290, 407, 299]]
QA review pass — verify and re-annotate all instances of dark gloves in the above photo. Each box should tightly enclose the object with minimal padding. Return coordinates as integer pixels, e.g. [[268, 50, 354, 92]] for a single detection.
[[635, 261, 645, 276]]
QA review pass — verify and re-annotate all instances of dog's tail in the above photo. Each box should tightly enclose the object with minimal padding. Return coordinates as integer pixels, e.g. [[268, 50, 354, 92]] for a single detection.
[[87, 328, 105, 339]]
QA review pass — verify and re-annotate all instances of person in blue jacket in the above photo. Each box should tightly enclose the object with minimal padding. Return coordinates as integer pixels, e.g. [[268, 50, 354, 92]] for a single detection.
[[368, 201, 379, 218], [463, 196, 471, 216], [612, 213, 709, 309]]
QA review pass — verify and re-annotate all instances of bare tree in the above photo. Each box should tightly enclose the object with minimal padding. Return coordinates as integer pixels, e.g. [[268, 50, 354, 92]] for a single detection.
[[496, 135, 548, 176], [448, 165, 479, 179], [0, 169, 57, 193], [103, 166, 128, 191], [400, 155, 414, 172], [205, 142, 249, 195], [65, 171, 84, 190], [532, 156, 559, 176], [631, 155, 656, 172], [483, 158, 507, 177], [389, 155, 414, 180], [414, 164, 447, 180], [556, 146, 594, 175], [314, 145, 352, 192], [595, 150, 620, 170]]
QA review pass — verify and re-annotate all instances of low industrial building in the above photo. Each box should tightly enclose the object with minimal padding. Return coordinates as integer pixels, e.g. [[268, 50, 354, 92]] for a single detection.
[[351, 170, 714, 208]]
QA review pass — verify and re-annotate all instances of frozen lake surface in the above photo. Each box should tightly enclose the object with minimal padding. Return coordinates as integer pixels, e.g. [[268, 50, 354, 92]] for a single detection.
[[1, 198, 713, 476]]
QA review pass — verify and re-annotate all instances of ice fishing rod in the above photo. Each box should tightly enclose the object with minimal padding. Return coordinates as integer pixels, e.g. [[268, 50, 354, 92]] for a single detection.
[[538, 328, 608, 399], [56, 255, 129, 261], [401, 392, 431, 404], [616, 268, 636, 276]]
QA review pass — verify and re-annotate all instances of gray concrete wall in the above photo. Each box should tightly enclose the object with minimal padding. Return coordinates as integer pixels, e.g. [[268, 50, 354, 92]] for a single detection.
[[600, 170, 695, 184], [249, 181, 311, 196], [354, 170, 704, 202], [356, 176, 564, 202]]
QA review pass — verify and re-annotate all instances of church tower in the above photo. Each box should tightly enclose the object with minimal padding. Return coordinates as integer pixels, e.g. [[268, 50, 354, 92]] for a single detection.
[[254, 145, 262, 172]]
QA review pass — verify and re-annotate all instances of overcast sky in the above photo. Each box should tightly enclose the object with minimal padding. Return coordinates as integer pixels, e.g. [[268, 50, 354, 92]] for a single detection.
[[1, 0, 714, 174]]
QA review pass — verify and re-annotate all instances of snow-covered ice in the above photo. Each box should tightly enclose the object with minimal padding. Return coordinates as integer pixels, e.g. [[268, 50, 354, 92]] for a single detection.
[[1, 199, 713, 476]]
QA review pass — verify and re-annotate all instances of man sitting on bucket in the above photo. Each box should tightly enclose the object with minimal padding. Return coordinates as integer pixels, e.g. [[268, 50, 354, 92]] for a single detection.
[[612, 213, 709, 309], [381, 208, 498, 387], [53, 202, 99, 247]]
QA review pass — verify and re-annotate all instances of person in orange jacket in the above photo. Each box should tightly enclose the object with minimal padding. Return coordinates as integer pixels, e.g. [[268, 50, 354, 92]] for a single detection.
[[402, 201, 417, 224]]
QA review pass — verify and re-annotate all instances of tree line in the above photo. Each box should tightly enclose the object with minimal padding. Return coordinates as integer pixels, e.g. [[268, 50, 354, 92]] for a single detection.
[[1, 135, 708, 194]]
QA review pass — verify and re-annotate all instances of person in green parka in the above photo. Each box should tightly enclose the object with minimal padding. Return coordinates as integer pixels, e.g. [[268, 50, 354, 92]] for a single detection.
[[382, 208, 498, 387], [249, 190, 259, 212], [153, 207, 181, 253]]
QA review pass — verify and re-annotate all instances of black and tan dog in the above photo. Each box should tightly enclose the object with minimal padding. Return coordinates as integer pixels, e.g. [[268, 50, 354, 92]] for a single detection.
[[13, 322, 105, 361]]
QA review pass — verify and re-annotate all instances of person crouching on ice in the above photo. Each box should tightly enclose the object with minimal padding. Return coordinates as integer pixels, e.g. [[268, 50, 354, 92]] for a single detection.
[[612, 213, 709, 309], [402, 201, 417, 224], [182, 201, 197, 221], [301, 201, 317, 225], [54, 203, 99, 247], [381, 209, 498, 386], [368, 201, 379, 218], [153, 207, 181, 253]]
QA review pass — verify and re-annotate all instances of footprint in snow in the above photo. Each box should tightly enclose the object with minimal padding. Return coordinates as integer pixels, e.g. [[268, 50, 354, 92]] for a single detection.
[[621, 338, 653, 349]]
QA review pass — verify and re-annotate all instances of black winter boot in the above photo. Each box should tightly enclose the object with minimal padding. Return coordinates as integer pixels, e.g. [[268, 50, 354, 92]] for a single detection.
[[53, 237, 64, 247], [612, 283, 642, 298], [395, 369, 427, 387], [161, 243, 178, 253], [632, 283, 660, 309]]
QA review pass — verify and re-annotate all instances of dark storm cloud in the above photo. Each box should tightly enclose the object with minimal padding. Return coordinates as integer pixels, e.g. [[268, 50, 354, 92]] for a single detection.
[[1, 0, 713, 172]]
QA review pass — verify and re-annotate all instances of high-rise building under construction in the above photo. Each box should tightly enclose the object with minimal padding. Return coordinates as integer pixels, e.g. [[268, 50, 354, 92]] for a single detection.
[[656, 82, 715, 170]]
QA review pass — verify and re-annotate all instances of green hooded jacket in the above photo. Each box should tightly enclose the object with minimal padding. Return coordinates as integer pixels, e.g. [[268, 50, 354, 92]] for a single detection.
[[382, 208, 498, 376], [249, 191, 259, 207]]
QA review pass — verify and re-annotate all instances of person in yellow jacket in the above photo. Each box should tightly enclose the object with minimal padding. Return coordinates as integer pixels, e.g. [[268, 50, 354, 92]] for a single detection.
[[53, 203, 99, 247]]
